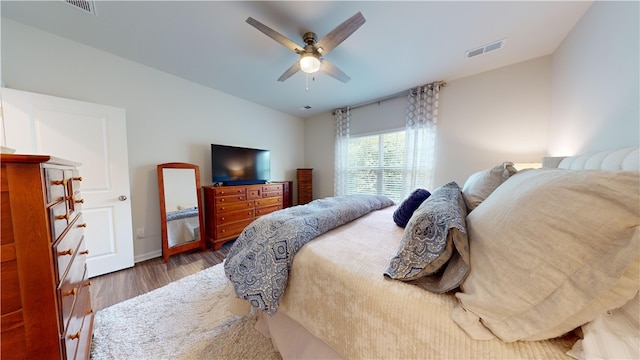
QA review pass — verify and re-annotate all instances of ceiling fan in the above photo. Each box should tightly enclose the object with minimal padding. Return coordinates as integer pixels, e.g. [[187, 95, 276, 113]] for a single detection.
[[246, 12, 366, 83]]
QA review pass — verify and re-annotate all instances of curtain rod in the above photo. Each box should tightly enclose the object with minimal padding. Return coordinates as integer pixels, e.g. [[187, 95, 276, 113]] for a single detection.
[[333, 81, 447, 114]]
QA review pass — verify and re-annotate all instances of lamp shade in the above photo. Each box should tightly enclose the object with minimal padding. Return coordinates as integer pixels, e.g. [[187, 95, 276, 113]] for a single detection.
[[300, 53, 321, 73]]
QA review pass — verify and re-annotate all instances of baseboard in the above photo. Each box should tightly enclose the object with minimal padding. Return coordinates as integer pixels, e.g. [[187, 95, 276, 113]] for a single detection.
[[134, 249, 162, 263]]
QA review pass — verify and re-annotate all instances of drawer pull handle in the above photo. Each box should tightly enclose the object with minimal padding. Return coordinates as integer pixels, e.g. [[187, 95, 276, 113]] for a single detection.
[[55, 213, 70, 221], [77, 223, 88, 228], [73, 176, 83, 181], [64, 287, 78, 297], [51, 179, 66, 186], [83, 280, 92, 287], [69, 331, 81, 340], [75, 199, 85, 204], [80, 249, 89, 255], [59, 248, 74, 256]]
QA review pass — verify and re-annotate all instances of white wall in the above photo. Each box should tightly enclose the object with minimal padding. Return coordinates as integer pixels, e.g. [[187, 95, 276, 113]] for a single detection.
[[305, 56, 552, 197], [2, 19, 305, 262], [549, 1, 639, 155]]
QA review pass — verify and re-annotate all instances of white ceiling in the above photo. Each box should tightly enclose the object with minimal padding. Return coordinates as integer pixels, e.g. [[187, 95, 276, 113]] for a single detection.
[[2, 1, 592, 119]]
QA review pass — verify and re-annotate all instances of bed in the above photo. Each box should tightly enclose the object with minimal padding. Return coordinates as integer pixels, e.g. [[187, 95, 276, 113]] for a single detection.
[[224, 147, 639, 359]]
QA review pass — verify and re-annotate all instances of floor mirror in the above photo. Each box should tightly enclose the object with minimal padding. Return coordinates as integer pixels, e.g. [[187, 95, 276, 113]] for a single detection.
[[157, 162, 207, 262]]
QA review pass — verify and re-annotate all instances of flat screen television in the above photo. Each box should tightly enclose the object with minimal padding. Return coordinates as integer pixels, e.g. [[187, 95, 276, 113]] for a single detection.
[[211, 144, 270, 186]]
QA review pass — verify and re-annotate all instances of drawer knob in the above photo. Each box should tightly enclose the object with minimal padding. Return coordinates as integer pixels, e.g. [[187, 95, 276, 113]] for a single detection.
[[73, 176, 83, 181], [77, 223, 88, 228], [83, 280, 92, 287], [69, 331, 81, 340], [80, 249, 89, 255], [88, 308, 95, 315], [59, 248, 74, 256], [63, 287, 78, 297], [55, 213, 70, 221], [51, 179, 66, 186], [221, 217, 225, 221], [75, 199, 85, 204]]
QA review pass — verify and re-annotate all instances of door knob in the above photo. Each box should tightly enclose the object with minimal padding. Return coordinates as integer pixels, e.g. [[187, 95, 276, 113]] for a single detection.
[[118, 195, 128, 201]]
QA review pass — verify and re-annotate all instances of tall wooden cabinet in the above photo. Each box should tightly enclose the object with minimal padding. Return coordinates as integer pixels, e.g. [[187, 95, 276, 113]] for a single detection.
[[203, 183, 291, 250], [297, 168, 313, 205], [1, 154, 94, 359]]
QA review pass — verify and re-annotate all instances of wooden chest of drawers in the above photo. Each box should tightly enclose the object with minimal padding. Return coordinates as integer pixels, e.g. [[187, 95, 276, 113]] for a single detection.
[[1, 154, 93, 359], [203, 183, 290, 250], [297, 168, 313, 205]]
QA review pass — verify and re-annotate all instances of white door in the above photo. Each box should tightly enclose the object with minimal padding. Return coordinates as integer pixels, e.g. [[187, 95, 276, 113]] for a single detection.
[[1, 88, 134, 277]]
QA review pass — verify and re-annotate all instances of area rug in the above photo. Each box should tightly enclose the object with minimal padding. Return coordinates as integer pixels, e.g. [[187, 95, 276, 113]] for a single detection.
[[90, 263, 281, 359]]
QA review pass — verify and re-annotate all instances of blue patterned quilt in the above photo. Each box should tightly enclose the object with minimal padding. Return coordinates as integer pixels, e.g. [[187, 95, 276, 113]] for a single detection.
[[224, 194, 395, 314]]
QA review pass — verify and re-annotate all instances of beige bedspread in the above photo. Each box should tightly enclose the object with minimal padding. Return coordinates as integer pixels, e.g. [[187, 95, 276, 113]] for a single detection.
[[276, 206, 577, 359]]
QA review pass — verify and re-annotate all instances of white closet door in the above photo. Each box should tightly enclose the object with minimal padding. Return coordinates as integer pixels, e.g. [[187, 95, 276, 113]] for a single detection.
[[1, 87, 134, 277]]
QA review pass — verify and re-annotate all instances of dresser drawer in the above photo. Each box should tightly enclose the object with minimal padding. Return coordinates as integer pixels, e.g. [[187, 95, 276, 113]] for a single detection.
[[255, 197, 282, 208], [215, 200, 253, 213], [255, 204, 282, 217], [213, 187, 246, 197], [215, 209, 254, 224], [262, 184, 283, 193], [214, 193, 247, 204], [54, 215, 85, 284], [215, 218, 254, 239], [62, 266, 90, 360], [59, 248, 88, 335], [247, 188, 261, 199], [70, 170, 82, 192], [45, 168, 67, 204], [74, 295, 94, 360], [262, 190, 282, 198], [50, 200, 70, 241]]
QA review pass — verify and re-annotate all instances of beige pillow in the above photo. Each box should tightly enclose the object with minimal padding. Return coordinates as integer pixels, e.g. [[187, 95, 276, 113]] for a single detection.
[[454, 168, 640, 342], [461, 161, 517, 211]]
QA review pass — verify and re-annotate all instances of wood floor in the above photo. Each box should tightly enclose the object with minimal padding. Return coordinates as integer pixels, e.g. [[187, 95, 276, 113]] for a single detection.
[[89, 242, 232, 311]]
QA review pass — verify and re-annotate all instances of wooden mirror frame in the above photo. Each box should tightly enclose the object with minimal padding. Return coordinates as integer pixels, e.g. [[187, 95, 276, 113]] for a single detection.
[[157, 162, 207, 262]]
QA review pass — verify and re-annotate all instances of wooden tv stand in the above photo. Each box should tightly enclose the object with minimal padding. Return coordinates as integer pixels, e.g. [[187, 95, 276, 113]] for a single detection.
[[203, 182, 291, 250]]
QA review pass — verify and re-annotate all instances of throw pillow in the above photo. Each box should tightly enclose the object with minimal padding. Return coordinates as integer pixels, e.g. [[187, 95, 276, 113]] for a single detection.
[[385, 182, 468, 287], [454, 169, 640, 342], [392, 188, 431, 227], [461, 161, 517, 212]]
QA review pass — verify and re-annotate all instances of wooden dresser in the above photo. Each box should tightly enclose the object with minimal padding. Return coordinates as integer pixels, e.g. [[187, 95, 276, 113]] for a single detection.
[[1, 154, 94, 359], [203, 183, 289, 250], [297, 168, 313, 205]]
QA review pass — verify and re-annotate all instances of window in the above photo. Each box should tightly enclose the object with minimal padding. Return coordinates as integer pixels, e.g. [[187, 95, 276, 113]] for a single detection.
[[347, 129, 405, 202]]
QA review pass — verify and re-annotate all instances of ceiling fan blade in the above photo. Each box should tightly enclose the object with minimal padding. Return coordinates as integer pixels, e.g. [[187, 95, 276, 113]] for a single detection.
[[315, 12, 366, 56], [320, 60, 351, 83], [246, 17, 303, 54], [277, 61, 301, 82]]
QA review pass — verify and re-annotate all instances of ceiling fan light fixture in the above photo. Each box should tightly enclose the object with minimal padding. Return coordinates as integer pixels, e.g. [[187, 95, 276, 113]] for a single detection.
[[300, 53, 321, 74]]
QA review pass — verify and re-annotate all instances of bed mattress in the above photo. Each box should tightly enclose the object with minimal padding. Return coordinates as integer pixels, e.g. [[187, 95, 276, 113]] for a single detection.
[[269, 206, 577, 359]]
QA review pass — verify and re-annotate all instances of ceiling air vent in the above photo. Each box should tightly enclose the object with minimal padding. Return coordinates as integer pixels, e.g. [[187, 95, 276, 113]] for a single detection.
[[64, 0, 97, 15], [465, 38, 507, 59]]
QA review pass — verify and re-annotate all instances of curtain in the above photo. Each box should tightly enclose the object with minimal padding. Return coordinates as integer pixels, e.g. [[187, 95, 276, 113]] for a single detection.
[[333, 107, 350, 196], [402, 82, 440, 199]]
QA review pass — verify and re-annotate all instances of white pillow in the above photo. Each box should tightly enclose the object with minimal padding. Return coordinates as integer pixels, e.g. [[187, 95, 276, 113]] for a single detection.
[[461, 161, 517, 211], [454, 168, 640, 342]]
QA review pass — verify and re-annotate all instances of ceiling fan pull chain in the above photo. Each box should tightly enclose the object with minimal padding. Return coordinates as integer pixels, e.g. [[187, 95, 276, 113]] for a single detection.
[[306, 73, 310, 92]]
